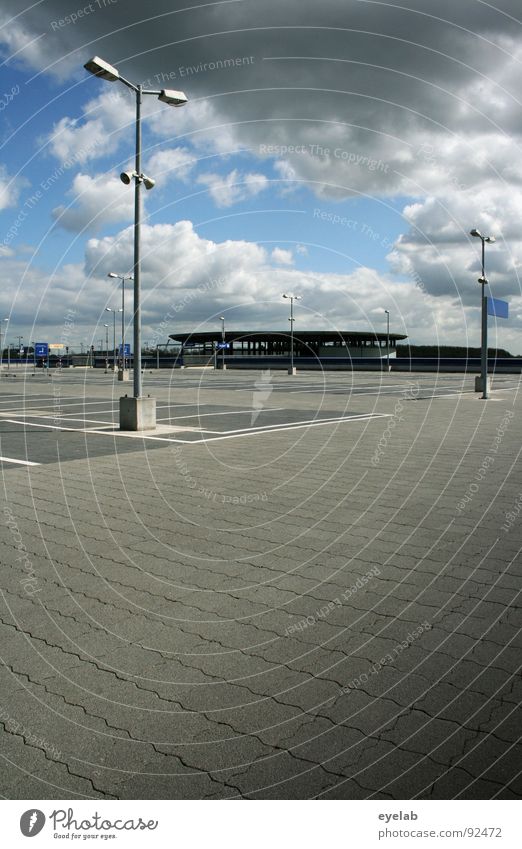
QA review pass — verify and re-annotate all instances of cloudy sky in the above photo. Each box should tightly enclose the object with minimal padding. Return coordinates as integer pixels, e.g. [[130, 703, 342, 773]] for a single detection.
[[1, 0, 522, 352]]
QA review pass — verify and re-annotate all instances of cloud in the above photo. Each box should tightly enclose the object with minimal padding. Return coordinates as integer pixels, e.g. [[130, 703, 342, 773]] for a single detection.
[[0, 165, 26, 211], [146, 146, 196, 182], [43, 88, 135, 165], [196, 169, 268, 207], [52, 172, 135, 232], [389, 185, 522, 304], [272, 247, 294, 265], [1, 217, 520, 352], [2, 0, 522, 351], [81, 219, 492, 350]]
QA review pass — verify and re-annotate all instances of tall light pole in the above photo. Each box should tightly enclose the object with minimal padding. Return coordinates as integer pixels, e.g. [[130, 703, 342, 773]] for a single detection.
[[106, 307, 122, 372], [0, 318, 8, 372], [104, 324, 109, 372], [85, 56, 188, 430], [220, 315, 226, 370], [384, 309, 390, 372], [108, 272, 133, 380], [282, 293, 301, 375], [470, 228, 495, 399]]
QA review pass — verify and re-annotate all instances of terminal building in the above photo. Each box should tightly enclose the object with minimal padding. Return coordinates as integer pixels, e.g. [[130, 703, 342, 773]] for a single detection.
[[169, 329, 407, 368]]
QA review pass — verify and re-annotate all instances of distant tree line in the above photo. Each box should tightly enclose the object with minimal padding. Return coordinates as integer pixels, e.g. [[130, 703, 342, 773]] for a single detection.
[[396, 345, 514, 359]]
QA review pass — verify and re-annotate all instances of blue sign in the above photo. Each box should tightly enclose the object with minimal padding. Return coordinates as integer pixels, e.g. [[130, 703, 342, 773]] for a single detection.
[[487, 297, 509, 319], [35, 342, 48, 358], [118, 343, 131, 356], [217, 342, 230, 349]]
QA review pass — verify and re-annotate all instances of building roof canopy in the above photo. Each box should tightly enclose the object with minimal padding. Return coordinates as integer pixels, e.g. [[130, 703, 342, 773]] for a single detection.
[[170, 330, 407, 344]]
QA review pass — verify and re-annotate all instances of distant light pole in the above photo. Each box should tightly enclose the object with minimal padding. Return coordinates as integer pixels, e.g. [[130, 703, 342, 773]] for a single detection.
[[0, 318, 8, 372], [108, 272, 133, 379], [282, 293, 301, 375], [104, 324, 109, 372], [470, 228, 495, 399], [85, 55, 188, 430], [384, 309, 390, 372], [106, 307, 122, 372], [220, 315, 226, 370]]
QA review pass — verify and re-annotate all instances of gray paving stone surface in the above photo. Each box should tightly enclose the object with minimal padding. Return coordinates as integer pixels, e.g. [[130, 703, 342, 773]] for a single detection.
[[0, 369, 520, 798]]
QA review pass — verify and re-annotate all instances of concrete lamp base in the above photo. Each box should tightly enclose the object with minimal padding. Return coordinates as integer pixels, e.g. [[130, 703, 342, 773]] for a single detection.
[[475, 376, 491, 393], [120, 396, 156, 431], [288, 366, 297, 375], [117, 369, 130, 382]]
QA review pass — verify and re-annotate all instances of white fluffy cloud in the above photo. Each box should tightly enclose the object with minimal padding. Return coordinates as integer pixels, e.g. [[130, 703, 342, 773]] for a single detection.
[[52, 172, 135, 232], [196, 169, 268, 207], [272, 247, 294, 265], [146, 147, 196, 182], [44, 89, 135, 165], [82, 219, 474, 347], [0, 166, 26, 211], [2, 220, 521, 351]]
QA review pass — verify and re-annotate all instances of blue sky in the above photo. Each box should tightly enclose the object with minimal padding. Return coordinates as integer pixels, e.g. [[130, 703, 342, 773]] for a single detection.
[[1, 0, 521, 352]]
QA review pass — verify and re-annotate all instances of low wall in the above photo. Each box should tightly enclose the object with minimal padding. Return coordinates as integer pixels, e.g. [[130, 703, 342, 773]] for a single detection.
[[211, 356, 522, 373]]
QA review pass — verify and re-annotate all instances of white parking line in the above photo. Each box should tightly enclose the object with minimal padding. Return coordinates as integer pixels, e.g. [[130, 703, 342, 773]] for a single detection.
[[158, 407, 286, 421], [0, 455, 40, 466], [188, 413, 391, 442]]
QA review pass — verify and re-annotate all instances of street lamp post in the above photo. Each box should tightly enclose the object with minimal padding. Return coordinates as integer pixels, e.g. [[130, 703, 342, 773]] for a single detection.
[[384, 309, 390, 372], [0, 318, 8, 373], [282, 293, 301, 375], [470, 228, 495, 399], [105, 307, 122, 372], [108, 272, 133, 381], [85, 56, 188, 430], [104, 324, 109, 372], [220, 316, 226, 370]]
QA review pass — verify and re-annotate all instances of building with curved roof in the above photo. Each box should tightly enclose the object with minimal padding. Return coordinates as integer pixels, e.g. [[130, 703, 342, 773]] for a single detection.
[[170, 329, 406, 356]]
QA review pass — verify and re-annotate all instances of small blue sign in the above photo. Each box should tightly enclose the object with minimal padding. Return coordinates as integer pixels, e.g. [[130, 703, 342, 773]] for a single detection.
[[217, 342, 230, 349], [35, 342, 48, 358], [118, 343, 131, 356], [487, 297, 509, 319]]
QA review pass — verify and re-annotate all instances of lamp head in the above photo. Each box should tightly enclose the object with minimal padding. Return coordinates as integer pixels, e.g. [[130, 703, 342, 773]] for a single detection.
[[158, 89, 188, 107], [142, 174, 155, 190], [478, 276, 489, 285], [485, 236, 496, 243], [470, 228, 482, 238], [84, 56, 119, 82], [120, 170, 137, 185], [108, 272, 119, 279]]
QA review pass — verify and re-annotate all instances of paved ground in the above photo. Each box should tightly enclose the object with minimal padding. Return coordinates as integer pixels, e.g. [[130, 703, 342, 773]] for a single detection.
[[0, 366, 521, 799]]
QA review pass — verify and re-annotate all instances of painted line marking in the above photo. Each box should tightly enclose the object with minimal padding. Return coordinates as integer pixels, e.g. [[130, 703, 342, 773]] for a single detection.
[[0, 413, 390, 445], [0, 455, 40, 466], [159, 407, 286, 421], [207, 412, 390, 435], [180, 413, 392, 443]]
